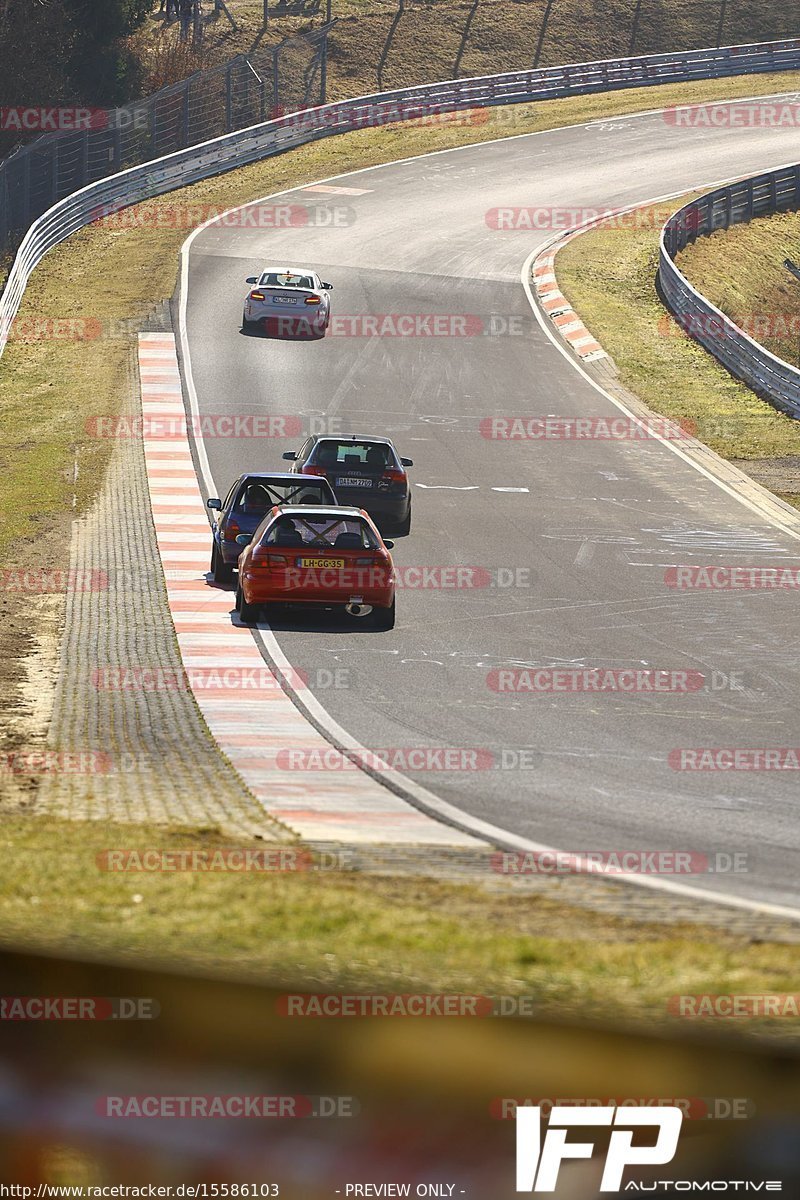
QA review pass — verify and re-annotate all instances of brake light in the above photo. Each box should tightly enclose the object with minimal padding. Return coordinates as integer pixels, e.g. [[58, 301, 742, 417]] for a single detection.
[[304, 296, 321, 305], [303, 465, 327, 477], [268, 555, 287, 566], [250, 545, 270, 566], [249, 291, 265, 301], [225, 520, 240, 541], [382, 468, 407, 483]]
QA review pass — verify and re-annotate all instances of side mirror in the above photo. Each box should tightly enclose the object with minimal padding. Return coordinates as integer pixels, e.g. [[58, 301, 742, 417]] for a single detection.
[[321, 281, 333, 290], [282, 451, 297, 460], [207, 497, 221, 510], [400, 458, 413, 468], [383, 540, 395, 550], [246, 276, 257, 285], [235, 534, 252, 546]]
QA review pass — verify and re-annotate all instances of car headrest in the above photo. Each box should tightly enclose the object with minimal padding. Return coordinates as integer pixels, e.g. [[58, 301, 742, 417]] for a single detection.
[[274, 528, 303, 546], [333, 531, 363, 549]]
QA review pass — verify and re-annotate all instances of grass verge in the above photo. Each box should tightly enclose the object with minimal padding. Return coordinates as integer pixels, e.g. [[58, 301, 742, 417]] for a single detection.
[[1, 814, 799, 1035], [556, 191, 800, 500], [675, 208, 800, 370]]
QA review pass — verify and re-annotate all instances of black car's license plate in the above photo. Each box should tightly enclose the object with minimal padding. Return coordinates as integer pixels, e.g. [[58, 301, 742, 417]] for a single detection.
[[336, 477, 371, 487]]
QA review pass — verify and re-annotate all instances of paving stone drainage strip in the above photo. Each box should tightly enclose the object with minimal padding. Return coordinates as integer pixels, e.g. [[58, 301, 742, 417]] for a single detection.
[[140, 333, 481, 847]]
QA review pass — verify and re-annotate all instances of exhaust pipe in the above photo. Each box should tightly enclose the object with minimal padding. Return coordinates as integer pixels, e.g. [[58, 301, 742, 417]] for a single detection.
[[346, 602, 371, 617]]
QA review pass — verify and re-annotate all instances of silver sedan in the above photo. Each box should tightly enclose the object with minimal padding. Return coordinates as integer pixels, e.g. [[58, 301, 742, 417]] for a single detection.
[[241, 266, 333, 337]]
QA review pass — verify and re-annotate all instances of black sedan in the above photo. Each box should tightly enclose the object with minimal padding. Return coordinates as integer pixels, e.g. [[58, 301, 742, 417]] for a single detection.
[[282, 435, 413, 534]]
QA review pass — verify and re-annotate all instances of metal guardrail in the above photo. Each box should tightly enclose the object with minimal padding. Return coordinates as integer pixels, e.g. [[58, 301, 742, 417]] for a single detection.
[[3, 38, 800, 362], [659, 164, 800, 418]]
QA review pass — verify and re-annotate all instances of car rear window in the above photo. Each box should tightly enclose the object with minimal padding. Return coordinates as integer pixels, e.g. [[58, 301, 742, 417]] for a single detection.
[[264, 515, 380, 549], [234, 480, 330, 511], [311, 442, 392, 471], [258, 273, 316, 289]]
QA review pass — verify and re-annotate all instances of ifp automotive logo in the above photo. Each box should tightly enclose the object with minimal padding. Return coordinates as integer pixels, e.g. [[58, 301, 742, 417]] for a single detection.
[[515, 1105, 682, 1192]]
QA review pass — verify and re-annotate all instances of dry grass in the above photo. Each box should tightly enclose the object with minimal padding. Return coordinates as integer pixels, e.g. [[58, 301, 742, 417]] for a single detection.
[[136, 0, 800, 102], [676, 208, 800, 369], [557, 191, 800, 472], [1, 813, 799, 1031]]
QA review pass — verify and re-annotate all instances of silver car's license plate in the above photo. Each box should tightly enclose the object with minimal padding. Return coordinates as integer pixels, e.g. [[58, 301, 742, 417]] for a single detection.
[[272, 296, 297, 305], [337, 477, 371, 487]]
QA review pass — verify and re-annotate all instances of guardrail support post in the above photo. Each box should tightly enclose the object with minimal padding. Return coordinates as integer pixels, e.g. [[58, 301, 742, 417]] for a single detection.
[[716, 0, 728, 48], [225, 63, 234, 132], [80, 132, 90, 187], [629, 0, 643, 55], [112, 122, 122, 173], [51, 141, 59, 207]]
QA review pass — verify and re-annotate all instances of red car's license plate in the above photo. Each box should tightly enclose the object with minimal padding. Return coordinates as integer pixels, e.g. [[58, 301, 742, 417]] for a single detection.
[[297, 557, 345, 569]]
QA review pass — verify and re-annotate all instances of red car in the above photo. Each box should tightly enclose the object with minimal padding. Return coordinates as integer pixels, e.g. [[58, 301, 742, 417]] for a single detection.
[[234, 505, 396, 629]]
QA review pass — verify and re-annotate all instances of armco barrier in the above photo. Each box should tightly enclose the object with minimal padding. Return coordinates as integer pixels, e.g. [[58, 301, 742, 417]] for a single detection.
[[3, 38, 800, 361], [659, 165, 800, 417]]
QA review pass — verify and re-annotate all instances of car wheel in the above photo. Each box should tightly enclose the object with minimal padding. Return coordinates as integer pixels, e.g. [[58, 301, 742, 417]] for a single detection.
[[371, 598, 396, 631], [395, 504, 411, 536], [211, 542, 234, 584], [242, 312, 256, 331], [236, 583, 259, 624]]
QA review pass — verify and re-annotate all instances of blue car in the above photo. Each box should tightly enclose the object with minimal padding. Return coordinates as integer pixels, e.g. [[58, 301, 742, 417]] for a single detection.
[[207, 472, 336, 583]]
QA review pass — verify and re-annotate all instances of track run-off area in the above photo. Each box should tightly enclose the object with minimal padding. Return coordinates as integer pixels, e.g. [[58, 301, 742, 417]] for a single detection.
[[179, 93, 800, 914]]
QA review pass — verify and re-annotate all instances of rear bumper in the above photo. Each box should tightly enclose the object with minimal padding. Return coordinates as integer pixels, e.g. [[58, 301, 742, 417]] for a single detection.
[[242, 568, 394, 608], [246, 305, 328, 332], [333, 492, 409, 521]]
